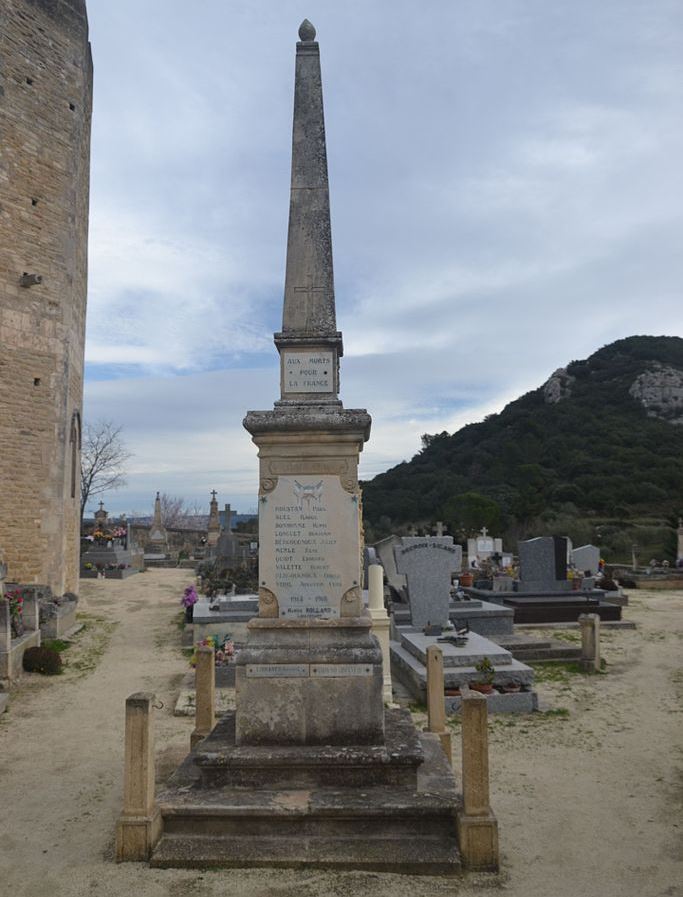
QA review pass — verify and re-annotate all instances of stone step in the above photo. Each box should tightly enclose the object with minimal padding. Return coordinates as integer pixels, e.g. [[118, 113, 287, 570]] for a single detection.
[[160, 798, 455, 839], [150, 832, 461, 875], [0, 692, 8, 714]]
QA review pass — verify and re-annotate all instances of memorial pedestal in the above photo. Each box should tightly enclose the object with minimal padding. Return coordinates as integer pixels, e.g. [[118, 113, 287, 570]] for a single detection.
[[236, 616, 384, 745]]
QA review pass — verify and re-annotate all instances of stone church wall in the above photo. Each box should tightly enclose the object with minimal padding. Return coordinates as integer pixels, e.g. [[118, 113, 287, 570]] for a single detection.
[[0, 0, 92, 594]]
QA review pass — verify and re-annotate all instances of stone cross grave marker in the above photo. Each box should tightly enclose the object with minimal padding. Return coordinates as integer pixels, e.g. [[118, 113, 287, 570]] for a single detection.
[[393, 536, 462, 630]]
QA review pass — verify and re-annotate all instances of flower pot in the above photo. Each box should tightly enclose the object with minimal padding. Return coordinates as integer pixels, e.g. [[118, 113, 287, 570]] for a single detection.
[[184, 606, 194, 623], [460, 573, 474, 587], [444, 688, 461, 697]]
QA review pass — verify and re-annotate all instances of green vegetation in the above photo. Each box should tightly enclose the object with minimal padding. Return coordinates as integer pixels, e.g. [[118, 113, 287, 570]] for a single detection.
[[42, 638, 71, 653], [362, 336, 683, 560]]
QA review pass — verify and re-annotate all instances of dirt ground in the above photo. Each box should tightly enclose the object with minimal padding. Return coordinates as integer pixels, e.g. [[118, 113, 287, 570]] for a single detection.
[[1, 568, 681, 897]]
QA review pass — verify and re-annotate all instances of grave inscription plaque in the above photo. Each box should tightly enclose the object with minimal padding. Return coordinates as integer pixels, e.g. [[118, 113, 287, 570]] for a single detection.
[[259, 475, 360, 619], [282, 349, 334, 394]]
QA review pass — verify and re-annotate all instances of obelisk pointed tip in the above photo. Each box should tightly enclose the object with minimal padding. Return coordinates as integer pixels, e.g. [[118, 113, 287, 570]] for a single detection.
[[298, 19, 316, 42]]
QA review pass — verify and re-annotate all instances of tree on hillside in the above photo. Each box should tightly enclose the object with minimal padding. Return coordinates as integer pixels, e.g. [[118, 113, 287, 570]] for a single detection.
[[442, 492, 502, 538], [80, 420, 132, 522]]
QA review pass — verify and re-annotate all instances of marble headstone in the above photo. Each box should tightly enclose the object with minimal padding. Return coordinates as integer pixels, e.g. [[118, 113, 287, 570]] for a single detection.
[[518, 536, 571, 592], [572, 544, 600, 576], [393, 536, 462, 629]]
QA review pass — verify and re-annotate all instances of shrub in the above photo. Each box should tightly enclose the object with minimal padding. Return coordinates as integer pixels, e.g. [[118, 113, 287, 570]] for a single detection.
[[23, 646, 63, 675]]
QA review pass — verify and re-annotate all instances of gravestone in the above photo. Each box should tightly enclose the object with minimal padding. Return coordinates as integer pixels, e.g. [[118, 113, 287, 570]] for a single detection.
[[394, 536, 462, 629], [466, 526, 503, 566], [518, 536, 572, 592], [572, 544, 600, 576], [147, 491, 168, 548], [207, 490, 221, 547]]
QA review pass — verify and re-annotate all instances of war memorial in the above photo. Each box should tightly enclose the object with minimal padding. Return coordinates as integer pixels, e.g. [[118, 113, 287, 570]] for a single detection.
[[111, 21, 503, 873]]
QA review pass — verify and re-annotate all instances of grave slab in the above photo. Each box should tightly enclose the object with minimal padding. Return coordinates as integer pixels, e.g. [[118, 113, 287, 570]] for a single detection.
[[390, 639, 536, 713], [399, 629, 514, 669]]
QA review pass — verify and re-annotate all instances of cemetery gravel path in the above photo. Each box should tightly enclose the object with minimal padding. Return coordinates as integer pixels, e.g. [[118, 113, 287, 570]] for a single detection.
[[0, 571, 681, 897]]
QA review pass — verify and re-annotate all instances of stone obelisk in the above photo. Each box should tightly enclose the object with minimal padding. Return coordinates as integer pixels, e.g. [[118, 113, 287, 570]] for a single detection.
[[241, 19, 381, 745], [150, 27, 461, 872]]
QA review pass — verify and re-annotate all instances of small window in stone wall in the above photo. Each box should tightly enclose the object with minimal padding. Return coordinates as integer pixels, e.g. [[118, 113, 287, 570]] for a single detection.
[[70, 411, 81, 500]]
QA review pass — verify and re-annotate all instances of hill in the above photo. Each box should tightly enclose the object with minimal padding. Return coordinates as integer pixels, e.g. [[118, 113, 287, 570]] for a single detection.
[[361, 336, 683, 561]]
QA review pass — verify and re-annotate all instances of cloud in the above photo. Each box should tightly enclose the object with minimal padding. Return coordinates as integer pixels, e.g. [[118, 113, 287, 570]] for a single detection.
[[82, 0, 683, 512]]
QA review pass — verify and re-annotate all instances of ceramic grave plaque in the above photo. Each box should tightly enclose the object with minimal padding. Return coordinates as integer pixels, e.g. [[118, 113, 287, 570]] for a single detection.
[[259, 475, 360, 619]]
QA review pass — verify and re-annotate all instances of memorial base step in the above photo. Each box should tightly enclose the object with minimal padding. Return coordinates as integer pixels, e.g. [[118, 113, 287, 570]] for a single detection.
[[151, 831, 461, 874], [193, 708, 423, 789], [152, 726, 461, 874]]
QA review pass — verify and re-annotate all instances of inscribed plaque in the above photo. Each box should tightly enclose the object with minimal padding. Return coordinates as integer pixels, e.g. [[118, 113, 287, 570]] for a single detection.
[[282, 350, 334, 393], [259, 475, 360, 619], [310, 664, 372, 678], [246, 664, 308, 678]]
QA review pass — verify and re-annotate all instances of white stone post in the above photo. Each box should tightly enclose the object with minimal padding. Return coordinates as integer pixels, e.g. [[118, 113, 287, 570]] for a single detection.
[[115, 692, 162, 862], [426, 645, 452, 762], [579, 613, 601, 672], [368, 564, 393, 703], [456, 689, 499, 871], [0, 600, 11, 654], [191, 645, 215, 748], [22, 593, 40, 633]]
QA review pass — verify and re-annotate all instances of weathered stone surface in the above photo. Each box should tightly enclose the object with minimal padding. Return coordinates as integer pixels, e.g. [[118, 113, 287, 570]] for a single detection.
[[235, 617, 384, 746], [629, 363, 683, 423], [0, 0, 92, 596], [152, 718, 461, 874], [194, 707, 421, 789], [279, 26, 338, 343], [543, 367, 575, 403]]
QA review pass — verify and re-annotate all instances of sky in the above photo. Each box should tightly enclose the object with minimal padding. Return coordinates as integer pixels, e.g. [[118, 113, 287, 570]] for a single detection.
[[83, 0, 683, 517]]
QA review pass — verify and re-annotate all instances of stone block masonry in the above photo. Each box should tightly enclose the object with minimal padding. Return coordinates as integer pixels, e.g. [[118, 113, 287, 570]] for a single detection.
[[0, 0, 92, 595]]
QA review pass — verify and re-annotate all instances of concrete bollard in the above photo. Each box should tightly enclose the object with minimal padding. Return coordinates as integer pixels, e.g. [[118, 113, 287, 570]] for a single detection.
[[368, 564, 393, 703], [579, 613, 601, 672], [426, 645, 452, 762], [191, 645, 215, 749], [115, 692, 162, 862], [456, 689, 499, 871]]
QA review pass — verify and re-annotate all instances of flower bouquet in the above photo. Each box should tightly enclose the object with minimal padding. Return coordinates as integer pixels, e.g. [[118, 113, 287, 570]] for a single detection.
[[181, 584, 198, 622]]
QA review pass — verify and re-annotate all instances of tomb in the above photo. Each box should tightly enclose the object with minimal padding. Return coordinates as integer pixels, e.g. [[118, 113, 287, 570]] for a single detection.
[[387, 537, 536, 713], [190, 592, 258, 644], [572, 544, 601, 576], [81, 503, 140, 578], [151, 22, 461, 872], [467, 536, 622, 623], [381, 535, 514, 636], [0, 564, 42, 683]]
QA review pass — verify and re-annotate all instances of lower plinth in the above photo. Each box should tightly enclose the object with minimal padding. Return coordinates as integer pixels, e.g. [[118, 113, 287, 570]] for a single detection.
[[235, 615, 385, 746], [151, 708, 462, 875]]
